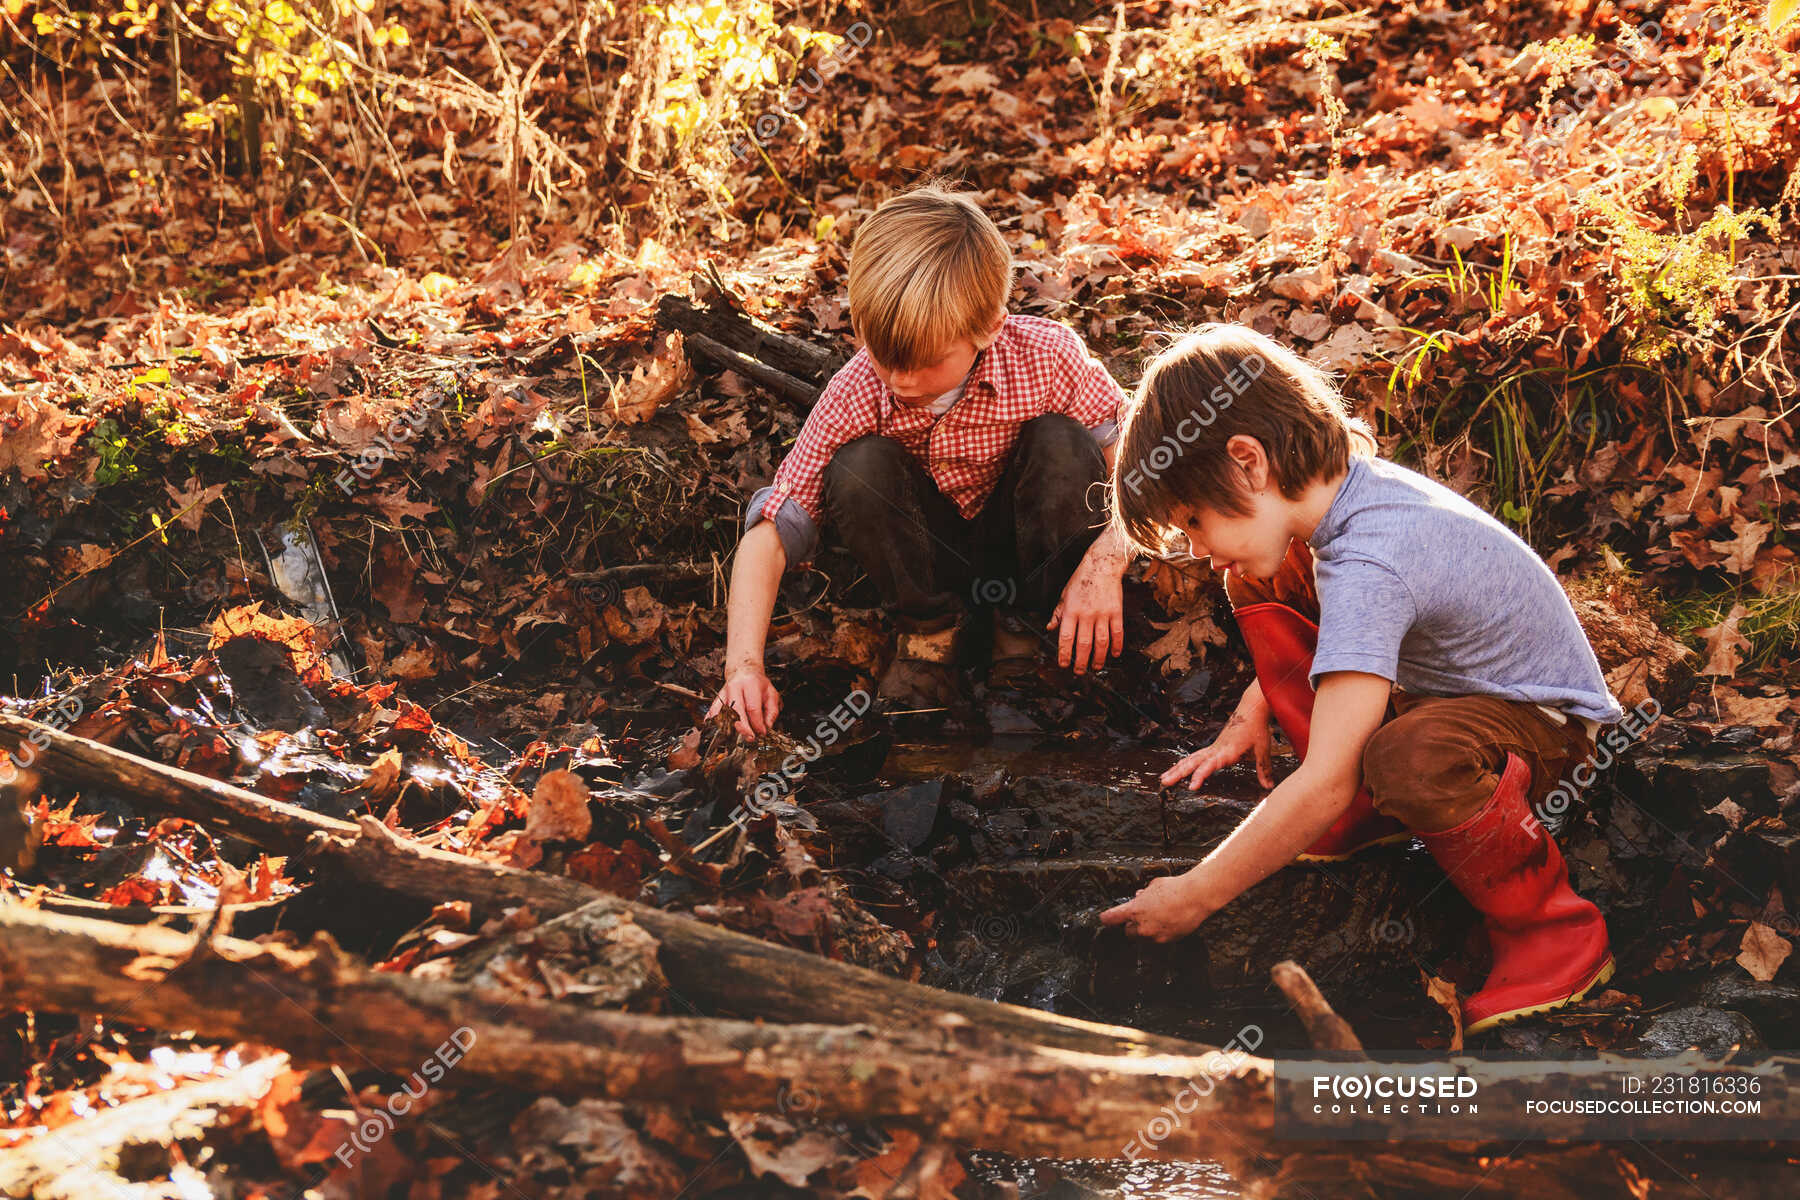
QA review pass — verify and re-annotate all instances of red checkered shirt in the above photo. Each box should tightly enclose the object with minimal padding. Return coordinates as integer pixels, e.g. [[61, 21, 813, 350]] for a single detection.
[[749, 314, 1125, 564]]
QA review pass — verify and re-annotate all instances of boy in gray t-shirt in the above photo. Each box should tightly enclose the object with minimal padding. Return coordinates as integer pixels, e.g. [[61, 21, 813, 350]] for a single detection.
[[1098, 324, 1621, 1036]]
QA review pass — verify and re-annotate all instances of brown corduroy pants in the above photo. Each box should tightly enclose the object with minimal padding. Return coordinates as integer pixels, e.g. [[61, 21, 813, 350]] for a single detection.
[[1222, 539, 1597, 832]]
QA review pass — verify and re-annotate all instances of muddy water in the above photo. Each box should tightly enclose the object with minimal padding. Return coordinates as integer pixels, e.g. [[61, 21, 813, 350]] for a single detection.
[[876, 737, 1256, 1198], [966, 1154, 1244, 1198], [878, 734, 1208, 795]]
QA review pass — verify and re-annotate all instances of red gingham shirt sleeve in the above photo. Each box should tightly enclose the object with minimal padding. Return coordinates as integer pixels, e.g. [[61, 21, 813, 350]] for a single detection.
[[1043, 324, 1126, 436], [760, 352, 884, 526]]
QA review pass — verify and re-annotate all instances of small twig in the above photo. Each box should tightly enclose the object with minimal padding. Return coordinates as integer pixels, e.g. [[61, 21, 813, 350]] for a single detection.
[[1271, 959, 1366, 1057]]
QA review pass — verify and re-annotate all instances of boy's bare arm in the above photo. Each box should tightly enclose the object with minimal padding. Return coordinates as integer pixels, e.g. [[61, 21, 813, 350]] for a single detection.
[[1051, 439, 1132, 671], [708, 522, 787, 737], [1101, 670, 1394, 941]]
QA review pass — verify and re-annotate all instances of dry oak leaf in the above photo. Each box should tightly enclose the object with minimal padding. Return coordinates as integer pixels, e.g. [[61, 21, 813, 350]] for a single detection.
[[1422, 969, 1465, 1053], [1145, 610, 1229, 675], [1709, 519, 1773, 576], [164, 478, 229, 532], [207, 603, 333, 684], [1737, 921, 1792, 982], [1270, 264, 1335, 303], [725, 1112, 855, 1190], [525, 768, 593, 843], [372, 540, 428, 624], [386, 642, 447, 682], [1697, 603, 1752, 677], [1714, 690, 1794, 730], [666, 727, 701, 770], [932, 63, 1000, 95], [509, 1098, 688, 1194], [0, 395, 85, 479], [849, 1128, 966, 1199], [350, 749, 406, 807], [601, 585, 668, 646], [609, 332, 692, 424]]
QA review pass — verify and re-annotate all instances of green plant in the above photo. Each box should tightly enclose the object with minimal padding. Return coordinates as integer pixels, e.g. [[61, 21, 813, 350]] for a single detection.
[[1381, 348, 1669, 541], [189, 0, 408, 134], [11, 0, 410, 144], [644, 1, 841, 151], [1404, 232, 1521, 316], [1301, 28, 1347, 167], [86, 418, 140, 486], [1385, 327, 1457, 394], [1521, 33, 1598, 123], [1664, 569, 1800, 672], [1581, 193, 1779, 362]]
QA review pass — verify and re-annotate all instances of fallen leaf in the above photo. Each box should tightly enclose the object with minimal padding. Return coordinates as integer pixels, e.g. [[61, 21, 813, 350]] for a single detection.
[[933, 63, 999, 95], [1421, 970, 1464, 1052], [1714, 690, 1793, 729], [1709, 519, 1772, 575], [667, 728, 701, 770], [1697, 604, 1751, 676], [351, 749, 406, 805], [525, 769, 593, 843], [564, 840, 657, 897], [1706, 798, 1747, 828], [372, 540, 427, 624], [725, 1112, 852, 1189], [0, 395, 85, 479], [207, 604, 333, 685], [164, 478, 229, 532], [1737, 921, 1792, 982], [602, 585, 668, 646], [609, 332, 692, 424], [1145, 610, 1229, 675]]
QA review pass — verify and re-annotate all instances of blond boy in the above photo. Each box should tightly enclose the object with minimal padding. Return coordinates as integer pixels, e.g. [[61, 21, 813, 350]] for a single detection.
[[709, 183, 1132, 732]]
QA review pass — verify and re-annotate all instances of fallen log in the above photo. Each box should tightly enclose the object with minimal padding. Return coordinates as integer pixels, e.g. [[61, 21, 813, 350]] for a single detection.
[[654, 292, 845, 392], [682, 329, 821, 407], [25, 889, 291, 938], [0, 905, 1275, 1162], [0, 714, 1212, 1058], [0, 1052, 290, 1200], [4, 906, 1795, 1193]]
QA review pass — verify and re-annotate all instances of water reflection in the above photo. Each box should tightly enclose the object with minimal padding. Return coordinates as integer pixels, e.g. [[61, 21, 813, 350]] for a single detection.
[[968, 1153, 1243, 1198]]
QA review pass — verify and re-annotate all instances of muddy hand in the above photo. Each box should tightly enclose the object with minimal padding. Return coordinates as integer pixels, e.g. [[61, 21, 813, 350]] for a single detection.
[[1100, 874, 1209, 943], [1048, 564, 1124, 675], [708, 668, 780, 738], [1160, 697, 1275, 791]]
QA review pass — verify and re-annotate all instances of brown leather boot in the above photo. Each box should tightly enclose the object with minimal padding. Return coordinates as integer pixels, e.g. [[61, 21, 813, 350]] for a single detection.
[[987, 609, 1043, 688], [877, 614, 965, 709]]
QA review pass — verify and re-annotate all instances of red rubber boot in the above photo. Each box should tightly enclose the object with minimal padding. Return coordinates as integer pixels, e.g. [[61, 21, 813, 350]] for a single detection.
[[1421, 751, 1615, 1033], [1233, 600, 1409, 860]]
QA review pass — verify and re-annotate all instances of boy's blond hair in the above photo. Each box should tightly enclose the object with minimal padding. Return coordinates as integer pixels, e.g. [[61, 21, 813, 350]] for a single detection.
[[1112, 324, 1380, 558], [846, 179, 1012, 373]]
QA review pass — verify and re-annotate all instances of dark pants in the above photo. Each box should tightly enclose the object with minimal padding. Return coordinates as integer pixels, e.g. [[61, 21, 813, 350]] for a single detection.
[[1224, 539, 1598, 831], [820, 415, 1107, 626]]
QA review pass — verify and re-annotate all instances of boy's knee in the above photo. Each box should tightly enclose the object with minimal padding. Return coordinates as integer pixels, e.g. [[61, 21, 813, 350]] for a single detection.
[[1016, 414, 1102, 468], [823, 436, 908, 500], [1011, 416, 1105, 520], [1361, 716, 1483, 827]]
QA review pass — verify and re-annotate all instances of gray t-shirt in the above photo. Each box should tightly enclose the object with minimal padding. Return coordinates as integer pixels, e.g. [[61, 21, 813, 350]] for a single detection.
[[1307, 454, 1624, 732]]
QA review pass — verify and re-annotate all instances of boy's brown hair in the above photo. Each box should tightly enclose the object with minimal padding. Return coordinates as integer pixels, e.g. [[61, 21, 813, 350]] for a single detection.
[[846, 178, 1012, 373], [1112, 324, 1379, 557]]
